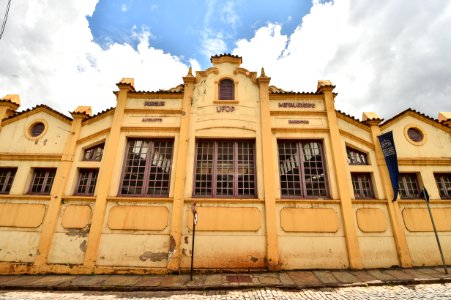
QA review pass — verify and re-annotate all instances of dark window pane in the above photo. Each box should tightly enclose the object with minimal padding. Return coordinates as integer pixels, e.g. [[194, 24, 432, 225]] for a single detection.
[[0, 168, 17, 194], [346, 147, 368, 165], [435, 174, 451, 199], [30, 169, 56, 195], [278, 140, 328, 198], [219, 79, 234, 100], [120, 139, 173, 196], [399, 173, 419, 199], [30, 122, 45, 137], [83, 144, 104, 161], [407, 128, 423, 142], [194, 140, 256, 197], [76, 169, 99, 195], [352, 173, 374, 199]]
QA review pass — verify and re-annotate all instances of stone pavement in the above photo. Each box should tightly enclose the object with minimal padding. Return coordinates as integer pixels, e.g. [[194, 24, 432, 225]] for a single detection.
[[0, 267, 450, 292]]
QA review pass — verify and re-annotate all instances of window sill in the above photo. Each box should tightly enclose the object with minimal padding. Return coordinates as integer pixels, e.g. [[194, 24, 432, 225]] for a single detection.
[[107, 196, 173, 202], [0, 194, 51, 200], [213, 100, 239, 104], [186, 198, 262, 204]]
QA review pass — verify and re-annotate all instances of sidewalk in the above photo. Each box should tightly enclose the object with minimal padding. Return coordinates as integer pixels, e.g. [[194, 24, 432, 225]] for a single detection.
[[0, 267, 450, 292]]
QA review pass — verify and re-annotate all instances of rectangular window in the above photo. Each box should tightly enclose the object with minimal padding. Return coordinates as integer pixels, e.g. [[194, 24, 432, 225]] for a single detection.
[[75, 169, 99, 195], [435, 173, 451, 199], [194, 140, 256, 197], [278, 140, 328, 198], [346, 147, 368, 165], [0, 168, 16, 194], [120, 139, 173, 196], [398, 173, 420, 199], [29, 168, 56, 194], [83, 143, 104, 161], [351, 173, 374, 199]]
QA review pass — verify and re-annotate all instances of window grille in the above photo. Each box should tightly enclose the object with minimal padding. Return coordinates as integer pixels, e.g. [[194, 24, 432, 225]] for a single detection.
[[278, 140, 328, 198], [29, 168, 56, 194], [351, 173, 374, 199], [0, 168, 16, 194], [120, 139, 174, 196], [398, 173, 420, 199], [435, 174, 451, 199], [194, 140, 256, 197], [219, 79, 234, 100], [75, 169, 99, 195]]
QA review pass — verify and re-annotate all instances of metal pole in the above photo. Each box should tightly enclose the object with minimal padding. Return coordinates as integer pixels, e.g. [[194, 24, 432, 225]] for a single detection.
[[190, 216, 196, 280], [425, 199, 448, 274]]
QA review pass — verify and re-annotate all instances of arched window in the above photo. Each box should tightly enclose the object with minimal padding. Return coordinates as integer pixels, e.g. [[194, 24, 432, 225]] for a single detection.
[[219, 79, 234, 100]]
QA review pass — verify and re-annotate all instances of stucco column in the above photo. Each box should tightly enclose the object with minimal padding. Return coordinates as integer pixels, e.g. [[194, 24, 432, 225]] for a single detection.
[[83, 80, 133, 269], [367, 119, 412, 267], [257, 70, 280, 270], [33, 110, 88, 269], [167, 70, 195, 271], [320, 83, 363, 269]]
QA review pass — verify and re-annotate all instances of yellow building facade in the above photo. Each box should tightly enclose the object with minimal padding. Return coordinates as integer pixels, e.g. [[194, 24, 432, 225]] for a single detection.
[[0, 54, 450, 274]]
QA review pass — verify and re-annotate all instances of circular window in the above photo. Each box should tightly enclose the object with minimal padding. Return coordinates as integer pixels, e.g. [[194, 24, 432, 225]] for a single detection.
[[30, 122, 45, 137], [407, 127, 423, 142]]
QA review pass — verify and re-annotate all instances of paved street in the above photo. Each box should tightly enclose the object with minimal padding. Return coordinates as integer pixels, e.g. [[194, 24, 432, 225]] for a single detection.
[[1, 284, 451, 299]]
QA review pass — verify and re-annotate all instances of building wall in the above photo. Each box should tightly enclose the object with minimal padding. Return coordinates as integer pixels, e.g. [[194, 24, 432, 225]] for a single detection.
[[0, 55, 450, 274]]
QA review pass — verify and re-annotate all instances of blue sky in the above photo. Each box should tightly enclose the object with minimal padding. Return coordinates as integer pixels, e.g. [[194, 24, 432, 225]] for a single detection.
[[88, 0, 312, 67], [1, 0, 450, 119]]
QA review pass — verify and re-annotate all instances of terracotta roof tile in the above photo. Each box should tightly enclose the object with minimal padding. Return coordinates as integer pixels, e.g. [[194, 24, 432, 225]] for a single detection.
[[210, 53, 242, 61], [336, 109, 367, 124], [82, 107, 115, 123], [2, 104, 72, 122], [381, 108, 442, 127]]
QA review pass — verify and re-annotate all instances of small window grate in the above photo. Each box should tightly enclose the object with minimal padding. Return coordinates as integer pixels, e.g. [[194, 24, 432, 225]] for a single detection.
[[219, 79, 234, 100]]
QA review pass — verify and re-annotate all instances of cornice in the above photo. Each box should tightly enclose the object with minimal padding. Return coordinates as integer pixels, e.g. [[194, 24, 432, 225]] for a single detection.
[[269, 93, 323, 100], [196, 67, 219, 79], [381, 109, 451, 134], [127, 92, 183, 99], [398, 157, 451, 166], [76, 128, 110, 145], [0, 153, 62, 161], [1, 105, 72, 126], [336, 110, 371, 132], [339, 129, 375, 150], [233, 67, 257, 84], [124, 109, 182, 115]]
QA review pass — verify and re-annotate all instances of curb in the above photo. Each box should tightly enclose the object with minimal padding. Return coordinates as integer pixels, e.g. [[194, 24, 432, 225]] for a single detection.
[[0, 277, 450, 292]]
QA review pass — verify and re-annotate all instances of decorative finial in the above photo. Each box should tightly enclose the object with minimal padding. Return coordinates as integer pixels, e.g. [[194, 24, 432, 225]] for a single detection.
[[261, 67, 266, 77], [188, 66, 193, 76]]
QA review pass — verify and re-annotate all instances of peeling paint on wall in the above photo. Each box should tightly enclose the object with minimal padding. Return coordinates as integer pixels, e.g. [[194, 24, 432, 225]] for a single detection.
[[139, 251, 167, 262]]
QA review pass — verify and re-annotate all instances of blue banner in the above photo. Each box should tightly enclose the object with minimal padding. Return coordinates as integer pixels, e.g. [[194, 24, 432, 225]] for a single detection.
[[378, 131, 399, 201]]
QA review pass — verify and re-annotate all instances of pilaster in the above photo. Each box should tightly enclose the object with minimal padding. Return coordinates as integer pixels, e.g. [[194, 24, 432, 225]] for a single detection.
[[33, 110, 88, 268], [257, 69, 280, 270], [366, 118, 413, 267], [83, 80, 134, 269], [320, 82, 363, 269], [167, 69, 195, 271]]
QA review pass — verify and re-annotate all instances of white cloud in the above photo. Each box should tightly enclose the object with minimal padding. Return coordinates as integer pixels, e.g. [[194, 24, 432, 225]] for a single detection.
[[121, 4, 128, 12], [0, 0, 197, 114], [233, 0, 451, 120]]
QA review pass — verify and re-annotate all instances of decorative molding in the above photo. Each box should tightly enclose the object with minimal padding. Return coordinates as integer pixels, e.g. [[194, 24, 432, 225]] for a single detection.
[[120, 126, 179, 133], [339, 129, 375, 150], [196, 67, 219, 79], [271, 128, 330, 134], [270, 111, 327, 116], [124, 109, 182, 115], [336, 113, 371, 132], [76, 128, 110, 145], [398, 157, 451, 166], [0, 153, 62, 161]]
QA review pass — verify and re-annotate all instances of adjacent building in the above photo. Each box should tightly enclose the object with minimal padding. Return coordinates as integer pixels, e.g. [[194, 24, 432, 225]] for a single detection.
[[0, 54, 450, 274]]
